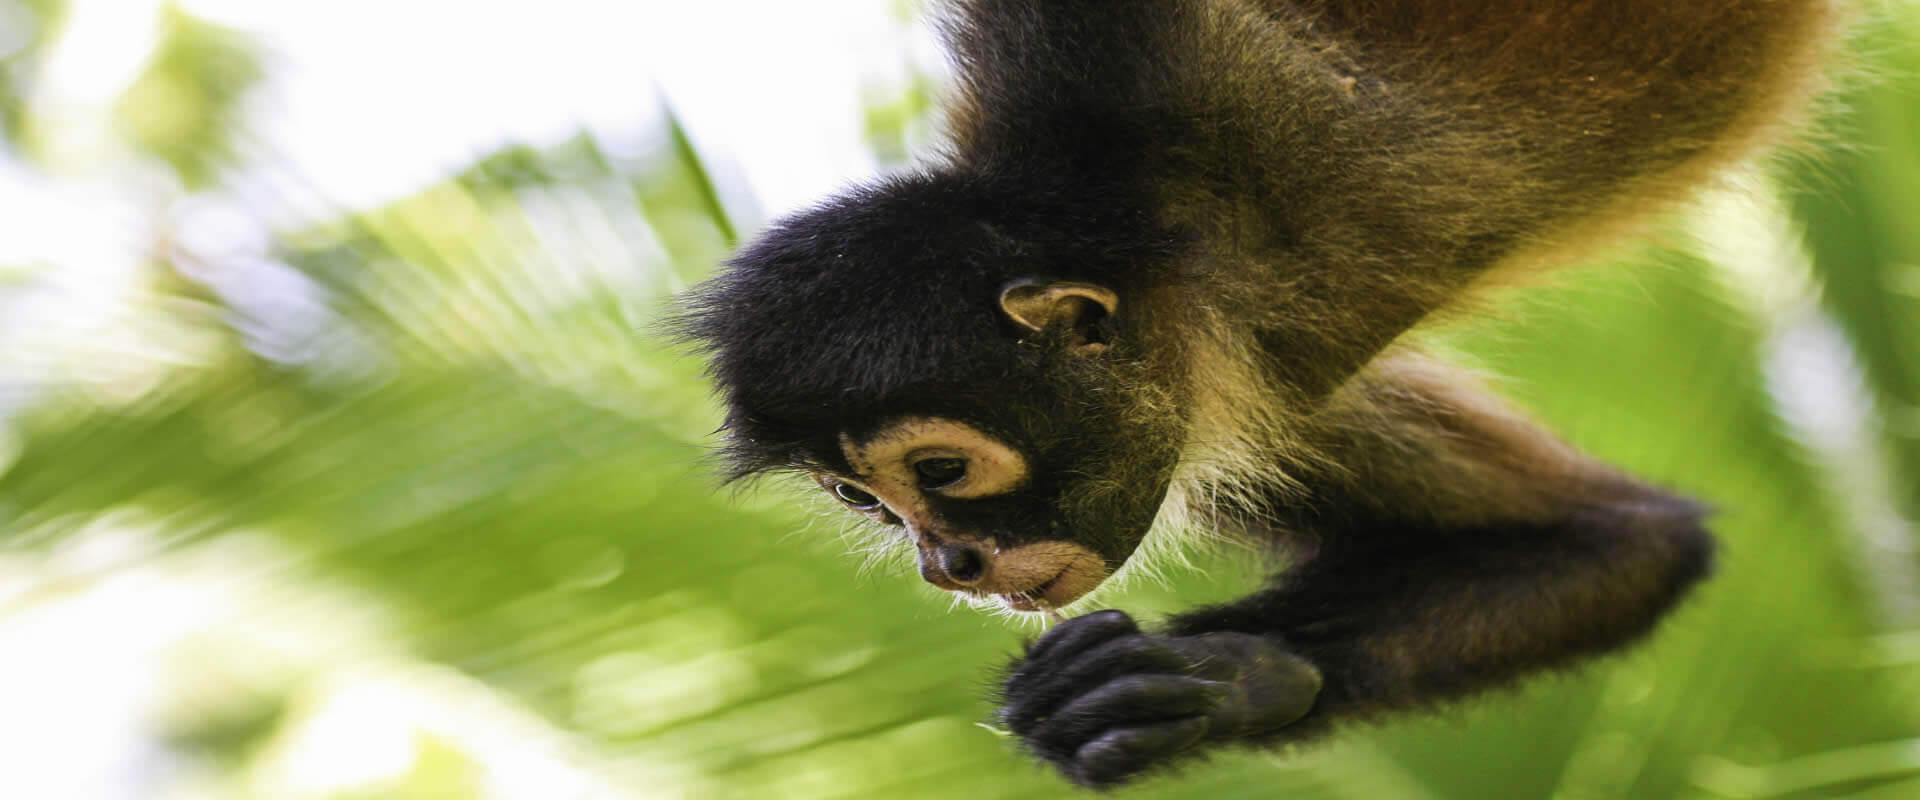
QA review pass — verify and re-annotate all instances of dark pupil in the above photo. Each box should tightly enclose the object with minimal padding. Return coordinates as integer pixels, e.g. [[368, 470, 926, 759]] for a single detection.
[[834, 483, 880, 508], [914, 458, 967, 488]]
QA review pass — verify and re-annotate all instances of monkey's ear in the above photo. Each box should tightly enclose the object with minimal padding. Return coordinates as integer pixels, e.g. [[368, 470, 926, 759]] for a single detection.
[[998, 280, 1120, 354]]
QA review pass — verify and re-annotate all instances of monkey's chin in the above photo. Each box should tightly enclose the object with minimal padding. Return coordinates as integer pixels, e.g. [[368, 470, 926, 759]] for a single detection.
[[990, 555, 1109, 614], [998, 591, 1069, 614]]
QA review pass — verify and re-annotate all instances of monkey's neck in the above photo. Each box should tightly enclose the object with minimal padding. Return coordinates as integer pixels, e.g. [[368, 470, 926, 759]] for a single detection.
[[1149, 300, 1331, 543]]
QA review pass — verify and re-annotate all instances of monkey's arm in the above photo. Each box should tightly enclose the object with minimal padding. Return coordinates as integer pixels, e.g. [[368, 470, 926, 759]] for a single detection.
[[999, 355, 1714, 786], [1180, 351, 1716, 710]]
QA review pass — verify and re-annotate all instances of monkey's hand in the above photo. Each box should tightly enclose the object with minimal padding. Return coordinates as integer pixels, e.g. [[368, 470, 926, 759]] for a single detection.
[[997, 609, 1321, 788]]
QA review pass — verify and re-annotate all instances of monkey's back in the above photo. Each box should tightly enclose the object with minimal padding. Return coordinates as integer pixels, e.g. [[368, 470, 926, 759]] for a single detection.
[[1089, 0, 1854, 388]]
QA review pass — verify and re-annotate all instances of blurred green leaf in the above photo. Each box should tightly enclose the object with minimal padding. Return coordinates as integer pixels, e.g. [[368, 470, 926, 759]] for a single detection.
[[113, 3, 261, 189], [0, 0, 64, 155], [1788, 19, 1920, 520]]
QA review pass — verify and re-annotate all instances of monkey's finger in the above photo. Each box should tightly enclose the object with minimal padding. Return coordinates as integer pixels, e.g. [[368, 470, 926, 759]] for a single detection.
[[1019, 609, 1136, 667], [1000, 636, 1190, 733], [1070, 717, 1210, 789], [1026, 675, 1224, 756]]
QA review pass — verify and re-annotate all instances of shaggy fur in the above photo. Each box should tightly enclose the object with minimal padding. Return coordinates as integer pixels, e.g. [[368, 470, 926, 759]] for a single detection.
[[676, 0, 1850, 788]]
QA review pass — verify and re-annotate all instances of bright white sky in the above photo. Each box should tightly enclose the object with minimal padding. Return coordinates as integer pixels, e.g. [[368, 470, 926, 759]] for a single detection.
[[0, 0, 920, 262], [195, 0, 911, 216]]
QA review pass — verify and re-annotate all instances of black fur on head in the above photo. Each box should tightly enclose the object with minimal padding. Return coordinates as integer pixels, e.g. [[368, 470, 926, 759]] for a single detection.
[[672, 167, 1185, 485]]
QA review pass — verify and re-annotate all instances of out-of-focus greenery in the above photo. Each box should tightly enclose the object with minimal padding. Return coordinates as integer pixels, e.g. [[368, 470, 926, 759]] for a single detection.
[[112, 5, 260, 189], [1, 4, 1917, 799], [0, 0, 64, 151], [1789, 17, 1920, 524]]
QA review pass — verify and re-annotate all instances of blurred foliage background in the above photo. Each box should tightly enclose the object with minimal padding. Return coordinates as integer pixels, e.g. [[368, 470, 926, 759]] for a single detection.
[[2, 1, 1918, 798]]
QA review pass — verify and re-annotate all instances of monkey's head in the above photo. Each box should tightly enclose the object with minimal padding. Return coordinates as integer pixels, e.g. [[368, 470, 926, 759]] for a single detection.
[[676, 172, 1188, 613]]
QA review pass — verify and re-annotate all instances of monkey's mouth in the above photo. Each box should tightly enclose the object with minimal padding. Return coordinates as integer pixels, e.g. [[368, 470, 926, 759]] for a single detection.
[[949, 541, 1109, 614], [991, 553, 1108, 613], [997, 567, 1072, 612]]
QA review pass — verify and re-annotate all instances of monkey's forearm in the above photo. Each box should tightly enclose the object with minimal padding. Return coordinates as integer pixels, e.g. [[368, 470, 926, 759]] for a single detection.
[[994, 489, 1712, 784], [1171, 492, 1714, 733], [1166, 353, 1717, 730]]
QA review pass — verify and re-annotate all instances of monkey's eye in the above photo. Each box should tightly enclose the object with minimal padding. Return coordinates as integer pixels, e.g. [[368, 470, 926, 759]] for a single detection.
[[832, 483, 882, 510], [913, 457, 967, 489]]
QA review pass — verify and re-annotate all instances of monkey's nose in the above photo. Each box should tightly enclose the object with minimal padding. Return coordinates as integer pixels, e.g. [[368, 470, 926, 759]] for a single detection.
[[937, 542, 987, 585]]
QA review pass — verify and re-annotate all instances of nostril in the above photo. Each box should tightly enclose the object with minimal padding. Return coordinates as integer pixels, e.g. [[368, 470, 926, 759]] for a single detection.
[[939, 543, 987, 584]]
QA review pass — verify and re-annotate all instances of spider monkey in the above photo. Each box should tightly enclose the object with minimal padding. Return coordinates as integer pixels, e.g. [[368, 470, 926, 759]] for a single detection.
[[675, 0, 1849, 788]]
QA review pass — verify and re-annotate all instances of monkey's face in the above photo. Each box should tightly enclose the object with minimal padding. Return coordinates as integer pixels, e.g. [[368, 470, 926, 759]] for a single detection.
[[811, 417, 1117, 613], [684, 213, 1186, 613], [770, 278, 1185, 614]]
